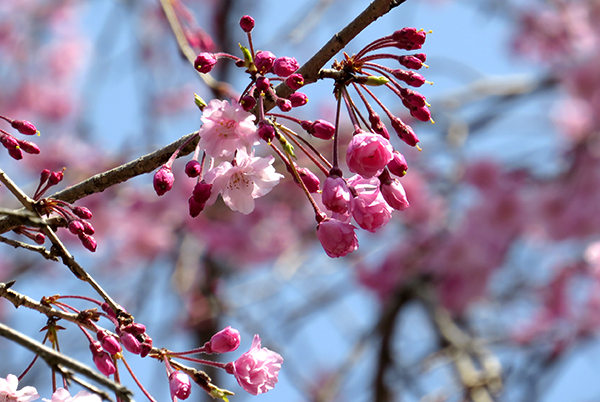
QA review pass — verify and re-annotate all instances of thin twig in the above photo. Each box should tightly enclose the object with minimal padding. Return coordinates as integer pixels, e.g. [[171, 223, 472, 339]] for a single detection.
[[0, 235, 58, 261]]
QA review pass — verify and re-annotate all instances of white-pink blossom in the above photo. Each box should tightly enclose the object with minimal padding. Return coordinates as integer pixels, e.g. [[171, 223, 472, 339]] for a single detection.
[[42, 388, 101, 402], [230, 335, 283, 395], [198, 99, 259, 158], [204, 150, 283, 214], [0, 374, 39, 402]]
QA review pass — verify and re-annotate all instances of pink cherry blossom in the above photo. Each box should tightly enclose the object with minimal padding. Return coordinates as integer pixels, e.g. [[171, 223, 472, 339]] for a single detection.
[[204, 150, 283, 214], [321, 176, 352, 214], [346, 131, 394, 178], [198, 99, 258, 158], [169, 371, 192, 401], [42, 388, 101, 402], [380, 179, 409, 211], [348, 175, 393, 232], [229, 335, 283, 395], [316, 218, 359, 258], [0, 374, 39, 402]]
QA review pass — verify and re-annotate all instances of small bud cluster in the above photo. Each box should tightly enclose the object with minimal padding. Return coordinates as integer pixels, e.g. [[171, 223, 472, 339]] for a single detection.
[[0, 115, 40, 160], [20, 168, 98, 252]]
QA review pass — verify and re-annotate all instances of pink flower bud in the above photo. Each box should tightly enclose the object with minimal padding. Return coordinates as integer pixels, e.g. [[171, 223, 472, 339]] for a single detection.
[[153, 165, 174, 196], [390, 117, 419, 147], [119, 331, 141, 355], [169, 371, 192, 400], [34, 233, 45, 245], [254, 51, 276, 74], [276, 98, 292, 112], [73, 206, 93, 219], [17, 140, 40, 154], [126, 323, 147, 336], [387, 151, 408, 177], [185, 160, 202, 178], [11, 120, 38, 135], [321, 176, 352, 214], [48, 170, 64, 185], [258, 121, 275, 142], [79, 233, 97, 252], [97, 331, 122, 355], [1, 135, 19, 150], [399, 87, 427, 107], [397, 55, 425, 70], [81, 220, 95, 235], [272, 56, 299, 77], [391, 27, 427, 50], [346, 131, 394, 178], [8, 148, 23, 160], [392, 69, 426, 87], [368, 112, 390, 140], [194, 53, 217, 74], [285, 73, 304, 90], [240, 95, 256, 111], [239, 15, 255, 32], [410, 105, 431, 122], [289, 92, 308, 107], [208, 326, 241, 353], [255, 76, 271, 93], [309, 120, 335, 140], [188, 196, 205, 218], [316, 218, 359, 258], [294, 167, 320, 193], [192, 181, 212, 204], [229, 335, 283, 395], [89, 341, 116, 376], [140, 335, 153, 358], [380, 180, 409, 211], [68, 220, 84, 235]]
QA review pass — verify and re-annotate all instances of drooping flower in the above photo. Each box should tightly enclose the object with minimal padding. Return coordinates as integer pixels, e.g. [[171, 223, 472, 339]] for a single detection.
[[0, 374, 40, 402], [228, 335, 283, 395], [316, 218, 359, 258], [346, 131, 394, 178], [43, 388, 101, 402], [198, 99, 258, 158], [348, 175, 393, 232], [169, 372, 192, 401], [204, 150, 283, 214], [321, 176, 352, 214]]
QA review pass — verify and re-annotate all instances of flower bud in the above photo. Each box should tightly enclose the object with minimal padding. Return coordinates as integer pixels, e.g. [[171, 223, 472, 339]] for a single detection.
[[8, 148, 23, 160], [79, 233, 97, 252], [153, 165, 174, 196], [1, 134, 19, 150], [140, 335, 153, 358], [387, 151, 408, 177], [73, 206, 93, 219], [194, 53, 217, 74], [285, 73, 304, 90], [48, 170, 64, 185], [255, 76, 271, 93], [380, 179, 409, 211], [97, 331, 122, 355], [309, 120, 335, 140], [322, 176, 352, 214], [11, 120, 38, 135], [316, 218, 358, 258], [169, 371, 192, 400], [258, 121, 275, 143], [239, 15, 255, 32], [254, 51, 276, 74], [272, 56, 299, 77], [17, 140, 39, 154], [89, 341, 116, 376], [34, 233, 45, 245], [119, 331, 141, 355], [208, 326, 241, 353], [81, 220, 95, 235], [240, 95, 256, 111], [390, 117, 419, 147], [289, 92, 308, 107], [392, 69, 427, 87], [68, 220, 85, 235], [346, 131, 394, 178], [192, 181, 212, 204], [276, 98, 292, 112], [368, 112, 390, 140], [185, 160, 202, 178], [294, 167, 320, 193], [188, 196, 205, 218], [410, 105, 432, 122], [397, 55, 425, 70]]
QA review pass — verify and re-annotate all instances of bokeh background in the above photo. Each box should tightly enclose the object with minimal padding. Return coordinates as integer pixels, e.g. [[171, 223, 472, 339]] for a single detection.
[[2, 0, 600, 401]]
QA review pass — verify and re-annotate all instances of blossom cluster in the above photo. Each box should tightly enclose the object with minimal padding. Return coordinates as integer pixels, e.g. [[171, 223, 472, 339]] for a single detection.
[[0, 374, 100, 402], [152, 16, 432, 258]]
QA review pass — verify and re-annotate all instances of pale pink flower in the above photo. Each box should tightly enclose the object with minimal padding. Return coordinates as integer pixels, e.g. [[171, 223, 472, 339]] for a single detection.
[[229, 335, 283, 395], [198, 99, 258, 158], [168, 372, 192, 401], [380, 179, 409, 211], [316, 218, 359, 258], [43, 388, 101, 402], [346, 131, 394, 178], [204, 150, 283, 214], [348, 175, 393, 233], [0, 374, 39, 402]]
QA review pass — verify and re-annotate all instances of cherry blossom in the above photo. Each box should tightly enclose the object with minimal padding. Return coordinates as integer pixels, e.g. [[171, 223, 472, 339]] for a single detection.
[[198, 99, 258, 158], [42, 388, 101, 402], [228, 335, 283, 395], [204, 150, 283, 214], [0, 374, 39, 402]]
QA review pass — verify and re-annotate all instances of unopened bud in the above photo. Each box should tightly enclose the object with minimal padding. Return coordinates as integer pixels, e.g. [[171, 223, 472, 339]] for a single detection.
[[169, 371, 192, 400], [390, 117, 419, 147], [192, 181, 212, 204], [289, 92, 308, 107], [207, 326, 241, 354], [258, 121, 275, 143], [188, 196, 206, 218], [272, 56, 299, 77], [254, 51, 276, 74], [68, 220, 85, 235], [34, 233, 45, 245], [276, 98, 292, 112], [11, 120, 38, 135], [240, 95, 256, 111], [97, 331, 122, 355], [185, 160, 202, 178], [387, 151, 408, 177], [285, 73, 304, 90], [255, 76, 271, 93], [79, 233, 97, 252], [1, 135, 19, 150], [153, 165, 174, 196], [8, 148, 23, 160], [48, 170, 64, 185], [362, 75, 389, 86], [18, 140, 40, 154], [294, 166, 320, 193], [239, 15, 255, 33], [310, 119, 335, 140], [73, 206, 93, 219], [194, 53, 217, 74]]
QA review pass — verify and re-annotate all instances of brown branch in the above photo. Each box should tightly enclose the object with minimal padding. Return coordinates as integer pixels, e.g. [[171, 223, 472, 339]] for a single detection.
[[0, 235, 58, 261], [0, 321, 133, 401]]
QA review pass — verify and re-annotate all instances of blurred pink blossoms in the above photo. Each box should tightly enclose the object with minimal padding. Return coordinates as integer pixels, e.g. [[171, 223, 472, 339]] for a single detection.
[[0, 375, 39, 402]]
